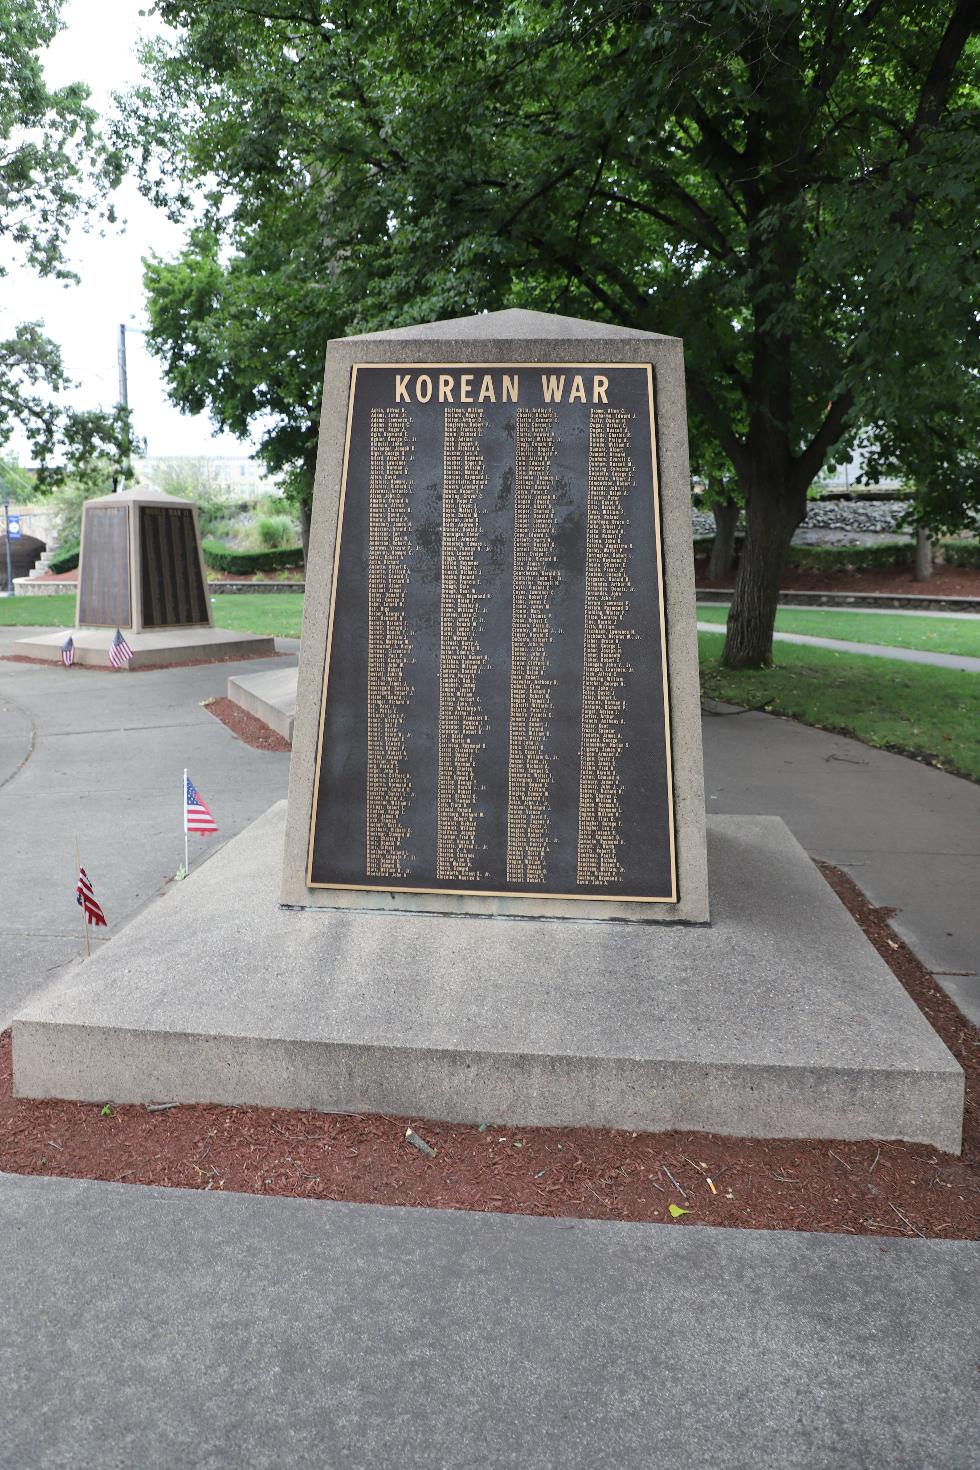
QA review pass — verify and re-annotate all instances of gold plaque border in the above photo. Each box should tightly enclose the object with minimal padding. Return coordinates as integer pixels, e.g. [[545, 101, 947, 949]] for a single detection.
[[306, 362, 678, 904]]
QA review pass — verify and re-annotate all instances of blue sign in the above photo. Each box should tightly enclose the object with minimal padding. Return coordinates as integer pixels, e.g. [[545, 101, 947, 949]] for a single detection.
[[6, 515, 21, 540]]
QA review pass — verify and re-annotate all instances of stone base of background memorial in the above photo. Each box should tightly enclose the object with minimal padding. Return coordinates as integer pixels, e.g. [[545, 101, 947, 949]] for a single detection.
[[13, 626, 276, 669], [11, 802, 963, 1151]]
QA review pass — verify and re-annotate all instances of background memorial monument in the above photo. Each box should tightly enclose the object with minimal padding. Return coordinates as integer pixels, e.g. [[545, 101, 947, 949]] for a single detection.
[[13, 310, 963, 1152], [14, 486, 276, 667]]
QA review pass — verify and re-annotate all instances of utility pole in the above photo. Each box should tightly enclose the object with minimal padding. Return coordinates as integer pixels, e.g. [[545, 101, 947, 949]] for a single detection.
[[114, 323, 130, 492], [117, 322, 129, 411]]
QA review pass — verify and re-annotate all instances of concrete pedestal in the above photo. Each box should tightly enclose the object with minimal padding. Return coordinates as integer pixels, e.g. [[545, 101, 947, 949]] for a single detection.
[[12, 804, 963, 1150], [14, 626, 276, 669], [227, 667, 297, 741]]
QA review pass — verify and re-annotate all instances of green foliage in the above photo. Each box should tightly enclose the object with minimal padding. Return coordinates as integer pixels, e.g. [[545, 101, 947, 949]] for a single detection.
[[46, 541, 79, 574], [0, 1, 124, 460], [122, 3, 978, 531], [699, 637, 980, 781], [786, 541, 916, 573], [941, 539, 980, 569], [201, 540, 303, 574], [253, 514, 298, 550], [695, 538, 918, 572]]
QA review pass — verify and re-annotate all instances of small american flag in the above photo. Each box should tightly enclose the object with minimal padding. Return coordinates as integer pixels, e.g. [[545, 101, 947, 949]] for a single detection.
[[108, 628, 133, 668], [185, 774, 218, 835], [76, 867, 108, 927], [61, 635, 74, 668]]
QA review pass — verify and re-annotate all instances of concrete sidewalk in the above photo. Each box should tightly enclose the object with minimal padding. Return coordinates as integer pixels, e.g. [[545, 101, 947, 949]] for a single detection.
[[703, 706, 980, 1025], [1, 1173, 977, 1470], [0, 629, 293, 1026], [697, 620, 980, 671]]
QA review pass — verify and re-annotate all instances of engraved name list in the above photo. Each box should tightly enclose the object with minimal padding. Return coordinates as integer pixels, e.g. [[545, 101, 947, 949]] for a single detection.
[[308, 363, 676, 903]]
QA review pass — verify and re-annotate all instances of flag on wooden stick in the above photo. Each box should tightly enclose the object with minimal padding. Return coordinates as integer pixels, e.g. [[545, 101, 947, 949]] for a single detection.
[[76, 867, 107, 927], [108, 628, 133, 668], [61, 635, 74, 668]]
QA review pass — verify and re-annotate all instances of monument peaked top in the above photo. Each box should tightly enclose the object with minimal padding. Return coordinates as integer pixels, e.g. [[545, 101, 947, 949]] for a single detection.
[[338, 307, 677, 344]]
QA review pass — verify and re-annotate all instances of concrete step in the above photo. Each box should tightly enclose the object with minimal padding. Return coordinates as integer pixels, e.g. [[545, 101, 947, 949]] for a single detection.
[[227, 666, 297, 742]]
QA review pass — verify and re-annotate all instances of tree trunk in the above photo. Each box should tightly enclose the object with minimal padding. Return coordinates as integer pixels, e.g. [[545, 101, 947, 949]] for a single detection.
[[914, 526, 933, 581], [707, 497, 739, 582], [721, 486, 801, 668], [299, 501, 312, 568]]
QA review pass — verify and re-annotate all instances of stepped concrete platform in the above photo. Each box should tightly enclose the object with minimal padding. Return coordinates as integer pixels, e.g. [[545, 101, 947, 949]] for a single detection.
[[12, 804, 963, 1150], [13, 625, 276, 668], [227, 665, 297, 741]]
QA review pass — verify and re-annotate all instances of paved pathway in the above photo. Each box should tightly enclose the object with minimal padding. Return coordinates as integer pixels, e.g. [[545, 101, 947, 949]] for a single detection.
[[697, 620, 980, 672], [2, 1175, 977, 1470], [703, 704, 980, 1024], [0, 629, 293, 1026]]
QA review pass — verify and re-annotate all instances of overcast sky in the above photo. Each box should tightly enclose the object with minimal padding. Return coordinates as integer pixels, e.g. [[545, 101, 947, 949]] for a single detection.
[[4, 0, 257, 463]]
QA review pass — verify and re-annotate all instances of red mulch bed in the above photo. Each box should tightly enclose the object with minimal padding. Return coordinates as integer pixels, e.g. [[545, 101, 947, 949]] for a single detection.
[[203, 695, 291, 752], [696, 557, 980, 599], [2, 865, 977, 1238]]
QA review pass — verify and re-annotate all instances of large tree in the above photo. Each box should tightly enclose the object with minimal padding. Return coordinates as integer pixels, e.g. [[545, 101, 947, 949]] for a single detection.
[[0, 1, 129, 472], [127, 1, 978, 664]]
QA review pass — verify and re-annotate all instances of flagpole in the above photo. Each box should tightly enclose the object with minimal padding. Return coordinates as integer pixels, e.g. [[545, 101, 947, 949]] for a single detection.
[[74, 833, 90, 958], [183, 768, 189, 875]]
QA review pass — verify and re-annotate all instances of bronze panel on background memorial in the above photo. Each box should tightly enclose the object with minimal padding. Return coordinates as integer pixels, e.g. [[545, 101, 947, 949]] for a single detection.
[[308, 364, 676, 904], [139, 506, 209, 628], [78, 505, 131, 627]]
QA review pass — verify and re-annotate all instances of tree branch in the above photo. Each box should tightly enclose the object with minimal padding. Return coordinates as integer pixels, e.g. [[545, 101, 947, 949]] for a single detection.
[[792, 388, 856, 491], [907, 0, 979, 149], [595, 188, 736, 262]]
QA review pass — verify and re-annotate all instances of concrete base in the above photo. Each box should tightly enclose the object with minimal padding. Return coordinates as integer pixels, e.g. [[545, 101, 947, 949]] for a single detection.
[[12, 805, 963, 1150], [227, 666, 296, 741], [13, 625, 277, 668]]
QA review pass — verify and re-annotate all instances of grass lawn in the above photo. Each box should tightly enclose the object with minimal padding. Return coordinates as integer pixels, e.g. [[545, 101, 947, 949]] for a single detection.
[[0, 593, 305, 639], [211, 594, 304, 638], [699, 633, 980, 782], [697, 604, 980, 657]]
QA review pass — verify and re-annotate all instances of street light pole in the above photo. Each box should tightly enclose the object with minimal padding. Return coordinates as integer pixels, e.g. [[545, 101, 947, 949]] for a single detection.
[[2, 478, 13, 598]]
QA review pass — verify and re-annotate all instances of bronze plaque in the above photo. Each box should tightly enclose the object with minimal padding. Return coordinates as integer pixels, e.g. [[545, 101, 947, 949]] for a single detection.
[[139, 506, 209, 628], [78, 505, 131, 627], [308, 364, 675, 903]]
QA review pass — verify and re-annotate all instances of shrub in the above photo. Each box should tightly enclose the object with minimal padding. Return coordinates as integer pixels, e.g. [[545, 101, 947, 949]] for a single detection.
[[942, 539, 980, 569], [785, 541, 915, 572], [201, 540, 304, 574], [47, 541, 80, 574], [253, 513, 298, 549], [694, 537, 918, 573]]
